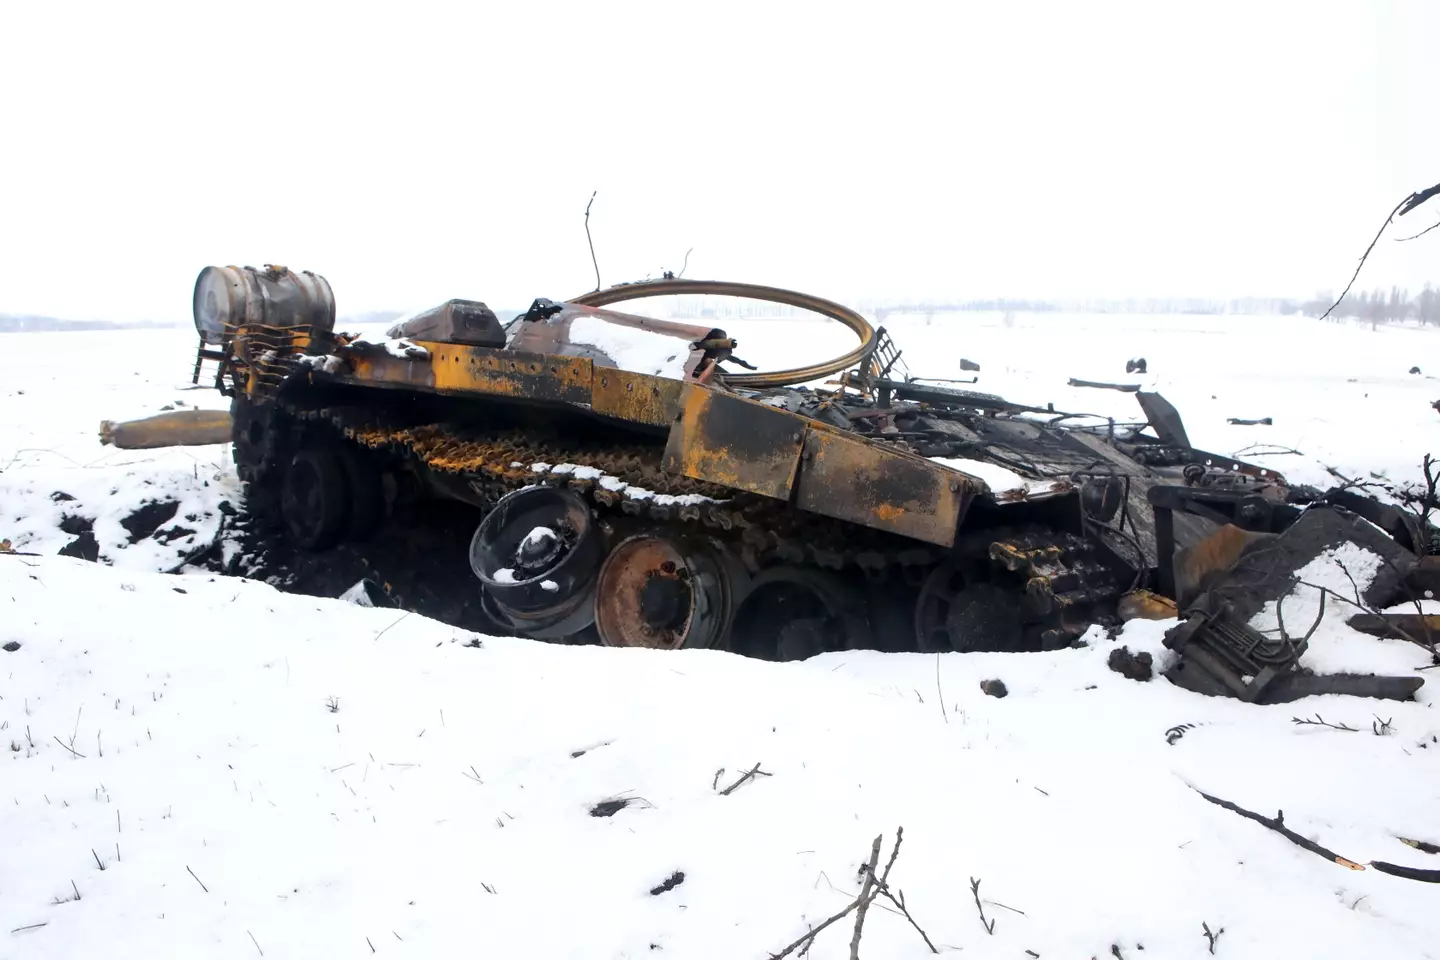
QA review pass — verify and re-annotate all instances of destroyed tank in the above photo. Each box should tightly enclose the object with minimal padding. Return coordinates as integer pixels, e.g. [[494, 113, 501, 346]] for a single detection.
[[169, 262, 1306, 660]]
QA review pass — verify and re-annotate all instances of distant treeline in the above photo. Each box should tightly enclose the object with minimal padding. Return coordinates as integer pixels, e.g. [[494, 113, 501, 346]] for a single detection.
[[856, 296, 1304, 316], [1300, 285, 1440, 325], [0, 315, 179, 333]]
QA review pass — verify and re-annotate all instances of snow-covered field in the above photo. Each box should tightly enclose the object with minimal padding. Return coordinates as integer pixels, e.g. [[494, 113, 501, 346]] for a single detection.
[[3, 311, 1439, 959]]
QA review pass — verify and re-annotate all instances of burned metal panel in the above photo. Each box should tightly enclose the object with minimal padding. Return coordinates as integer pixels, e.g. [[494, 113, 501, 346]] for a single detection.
[[341, 343, 596, 405], [427, 344, 594, 402], [1061, 430, 1220, 569], [662, 384, 804, 500], [387, 300, 507, 347], [592, 368, 685, 428], [795, 430, 975, 547]]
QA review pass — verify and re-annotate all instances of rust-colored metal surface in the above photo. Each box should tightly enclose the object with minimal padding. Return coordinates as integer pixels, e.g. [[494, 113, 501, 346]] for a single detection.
[[99, 409, 234, 449], [594, 537, 695, 649], [795, 428, 973, 548], [662, 383, 804, 500], [345, 343, 596, 405], [1117, 590, 1180, 622], [507, 304, 713, 380], [1172, 523, 1274, 608], [591, 368, 685, 427]]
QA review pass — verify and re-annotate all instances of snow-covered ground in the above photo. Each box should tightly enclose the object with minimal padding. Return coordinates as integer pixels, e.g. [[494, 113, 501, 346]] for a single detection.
[[3, 311, 1439, 958]]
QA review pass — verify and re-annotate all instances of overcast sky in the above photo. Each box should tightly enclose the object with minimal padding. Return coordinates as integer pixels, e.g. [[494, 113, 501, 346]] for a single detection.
[[2, 0, 1436, 323]]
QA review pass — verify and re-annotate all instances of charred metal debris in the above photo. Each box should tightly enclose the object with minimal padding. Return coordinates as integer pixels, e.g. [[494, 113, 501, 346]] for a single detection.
[[98, 264, 1437, 702]]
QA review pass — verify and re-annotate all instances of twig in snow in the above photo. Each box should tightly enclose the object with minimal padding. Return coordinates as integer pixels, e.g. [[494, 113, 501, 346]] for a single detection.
[[1291, 714, 1357, 732], [1368, 860, 1440, 882], [935, 653, 948, 724], [859, 829, 938, 952], [969, 877, 996, 934], [187, 865, 209, 892], [1398, 836, 1440, 855], [367, 936, 376, 953], [53, 736, 86, 758], [248, 930, 264, 956], [462, 766, 484, 785], [325, 697, 340, 713], [711, 767, 725, 791], [718, 762, 772, 796], [768, 828, 929, 959], [1202, 922, 1224, 955], [1372, 716, 1394, 736], [373, 610, 413, 641], [11, 922, 48, 933], [847, 835, 884, 960], [584, 191, 602, 291], [767, 837, 879, 959], [1190, 786, 1364, 869], [92, 848, 106, 871]]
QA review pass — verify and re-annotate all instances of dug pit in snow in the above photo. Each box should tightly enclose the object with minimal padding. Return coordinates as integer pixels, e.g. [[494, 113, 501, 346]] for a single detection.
[[57, 515, 99, 562], [120, 499, 181, 544]]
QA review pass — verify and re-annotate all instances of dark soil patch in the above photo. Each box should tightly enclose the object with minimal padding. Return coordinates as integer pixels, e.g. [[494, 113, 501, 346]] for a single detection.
[[649, 871, 685, 896], [980, 678, 1009, 698], [122, 500, 181, 543], [1107, 646, 1154, 681], [590, 798, 635, 818], [197, 497, 512, 637], [50, 491, 76, 503], [57, 515, 99, 562], [59, 514, 91, 536], [153, 526, 197, 545]]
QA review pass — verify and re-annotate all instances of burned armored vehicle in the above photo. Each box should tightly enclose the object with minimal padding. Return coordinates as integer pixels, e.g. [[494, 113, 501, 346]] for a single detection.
[[164, 263, 1324, 661]]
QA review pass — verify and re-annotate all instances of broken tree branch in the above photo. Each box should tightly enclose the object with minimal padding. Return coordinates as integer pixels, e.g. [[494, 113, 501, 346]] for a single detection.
[[1398, 836, 1440, 855], [1319, 180, 1440, 322], [1369, 860, 1440, 882], [768, 828, 934, 959], [847, 835, 884, 960], [768, 838, 881, 960], [1291, 713, 1357, 732], [1202, 921, 1224, 954], [584, 191, 601, 291], [53, 736, 85, 759], [1396, 218, 1440, 243], [719, 762, 772, 796], [969, 877, 996, 934], [1191, 786, 1365, 870]]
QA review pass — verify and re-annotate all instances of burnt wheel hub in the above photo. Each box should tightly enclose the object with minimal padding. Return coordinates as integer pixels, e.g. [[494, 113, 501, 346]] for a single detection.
[[639, 571, 692, 631], [468, 487, 602, 639], [595, 534, 741, 650]]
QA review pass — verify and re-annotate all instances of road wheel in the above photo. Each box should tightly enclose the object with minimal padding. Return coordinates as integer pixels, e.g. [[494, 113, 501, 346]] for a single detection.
[[281, 445, 351, 551]]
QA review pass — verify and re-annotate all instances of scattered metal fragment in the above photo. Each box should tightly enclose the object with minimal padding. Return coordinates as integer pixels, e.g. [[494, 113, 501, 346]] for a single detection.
[[1067, 378, 1140, 392]]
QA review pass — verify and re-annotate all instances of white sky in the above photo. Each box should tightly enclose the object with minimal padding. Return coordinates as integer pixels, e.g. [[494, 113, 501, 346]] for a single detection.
[[1, 0, 1437, 323]]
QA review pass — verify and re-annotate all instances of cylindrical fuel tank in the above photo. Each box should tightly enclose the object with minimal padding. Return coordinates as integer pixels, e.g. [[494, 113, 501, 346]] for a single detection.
[[192, 264, 335, 344]]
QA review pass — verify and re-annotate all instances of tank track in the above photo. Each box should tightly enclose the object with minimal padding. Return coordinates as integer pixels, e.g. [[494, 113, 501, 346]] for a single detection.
[[253, 397, 1127, 650], [275, 400, 939, 579]]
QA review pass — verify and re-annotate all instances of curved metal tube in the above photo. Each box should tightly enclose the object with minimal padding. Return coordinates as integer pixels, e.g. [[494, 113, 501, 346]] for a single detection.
[[568, 278, 875, 389]]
